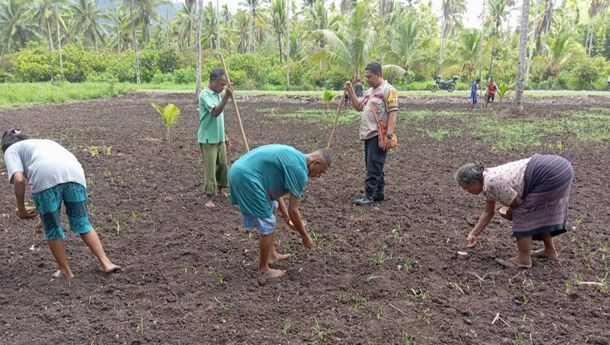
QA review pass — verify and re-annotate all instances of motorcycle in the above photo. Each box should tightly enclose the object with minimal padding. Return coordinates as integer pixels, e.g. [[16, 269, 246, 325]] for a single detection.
[[430, 75, 459, 92]]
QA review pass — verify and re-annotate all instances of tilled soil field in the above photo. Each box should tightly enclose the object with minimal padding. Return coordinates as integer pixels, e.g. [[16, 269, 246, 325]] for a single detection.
[[0, 92, 609, 345]]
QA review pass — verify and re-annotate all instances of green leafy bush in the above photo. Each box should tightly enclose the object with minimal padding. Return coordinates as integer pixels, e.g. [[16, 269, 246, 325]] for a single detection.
[[174, 67, 195, 84], [151, 72, 174, 84], [10, 46, 52, 82]]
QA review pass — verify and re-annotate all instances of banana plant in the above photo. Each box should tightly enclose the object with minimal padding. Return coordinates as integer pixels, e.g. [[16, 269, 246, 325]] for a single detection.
[[151, 103, 181, 141]]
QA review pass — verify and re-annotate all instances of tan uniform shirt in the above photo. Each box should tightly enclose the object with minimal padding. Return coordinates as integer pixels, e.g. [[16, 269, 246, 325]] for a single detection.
[[359, 81, 399, 140]]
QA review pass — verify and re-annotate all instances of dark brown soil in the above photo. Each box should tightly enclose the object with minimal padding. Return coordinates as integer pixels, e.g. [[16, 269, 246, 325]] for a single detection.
[[1, 92, 609, 345]]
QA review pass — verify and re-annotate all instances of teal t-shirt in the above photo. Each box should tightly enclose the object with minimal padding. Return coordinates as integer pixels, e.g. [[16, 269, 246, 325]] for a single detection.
[[198, 88, 225, 144], [229, 144, 308, 218]]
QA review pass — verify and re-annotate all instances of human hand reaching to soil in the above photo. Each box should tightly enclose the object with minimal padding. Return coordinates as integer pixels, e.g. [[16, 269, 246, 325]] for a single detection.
[[498, 206, 513, 221], [466, 233, 478, 248], [301, 234, 314, 249]]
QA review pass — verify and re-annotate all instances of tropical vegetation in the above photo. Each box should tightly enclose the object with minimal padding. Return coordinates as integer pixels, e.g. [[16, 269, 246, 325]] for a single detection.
[[0, 0, 609, 92]]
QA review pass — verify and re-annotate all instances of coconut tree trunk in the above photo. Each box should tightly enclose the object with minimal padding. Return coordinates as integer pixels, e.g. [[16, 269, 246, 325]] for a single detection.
[[478, 0, 485, 80], [195, 0, 203, 103], [285, 0, 290, 90], [56, 20, 64, 78], [438, 26, 447, 70], [513, 0, 530, 114], [46, 19, 55, 82], [129, 0, 141, 84], [216, 0, 220, 50], [277, 35, 283, 63]]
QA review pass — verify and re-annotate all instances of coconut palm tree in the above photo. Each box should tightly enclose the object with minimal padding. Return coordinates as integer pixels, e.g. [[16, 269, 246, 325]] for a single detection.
[[105, 7, 130, 51], [513, 0, 530, 114], [233, 10, 250, 53], [533, 0, 555, 53], [172, 2, 197, 49], [239, 0, 267, 52], [202, 1, 218, 49], [455, 28, 481, 83], [119, 0, 141, 83], [439, 0, 466, 68], [71, 0, 107, 49], [137, 0, 171, 43], [32, 0, 69, 78], [270, 0, 286, 63], [310, 2, 375, 80], [543, 28, 582, 87], [0, 0, 37, 52], [389, 16, 426, 84], [585, 0, 610, 55], [195, 0, 203, 101], [486, 0, 509, 77]]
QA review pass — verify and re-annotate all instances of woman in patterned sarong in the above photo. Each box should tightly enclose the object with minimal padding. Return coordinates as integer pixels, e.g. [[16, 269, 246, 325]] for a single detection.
[[454, 154, 574, 268]]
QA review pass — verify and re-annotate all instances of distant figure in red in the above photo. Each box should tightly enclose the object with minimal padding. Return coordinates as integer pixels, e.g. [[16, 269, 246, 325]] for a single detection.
[[485, 78, 498, 108]]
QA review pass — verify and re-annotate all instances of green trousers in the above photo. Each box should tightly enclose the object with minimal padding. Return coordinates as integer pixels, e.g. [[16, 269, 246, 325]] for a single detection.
[[200, 142, 228, 197]]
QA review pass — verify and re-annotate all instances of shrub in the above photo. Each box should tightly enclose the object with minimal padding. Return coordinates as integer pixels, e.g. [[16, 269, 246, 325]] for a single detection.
[[174, 67, 195, 84], [157, 47, 179, 73], [151, 72, 174, 84], [138, 49, 160, 83], [10, 46, 52, 82], [572, 63, 598, 90]]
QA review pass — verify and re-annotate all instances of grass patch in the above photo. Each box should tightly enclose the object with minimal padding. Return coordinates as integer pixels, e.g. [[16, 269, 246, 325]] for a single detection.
[[0, 82, 133, 108], [471, 112, 610, 151], [421, 126, 462, 140], [402, 109, 469, 120], [261, 107, 361, 125]]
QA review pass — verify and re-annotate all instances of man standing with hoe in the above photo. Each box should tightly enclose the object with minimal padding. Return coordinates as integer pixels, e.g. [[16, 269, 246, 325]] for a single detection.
[[344, 62, 399, 206], [198, 68, 233, 208]]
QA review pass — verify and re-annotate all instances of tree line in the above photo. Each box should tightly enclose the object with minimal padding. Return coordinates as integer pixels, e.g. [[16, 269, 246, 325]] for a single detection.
[[0, 0, 609, 93]]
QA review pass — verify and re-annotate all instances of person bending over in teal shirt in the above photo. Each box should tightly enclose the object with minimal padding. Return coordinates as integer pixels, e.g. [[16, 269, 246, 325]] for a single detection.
[[198, 68, 234, 208], [229, 144, 331, 279]]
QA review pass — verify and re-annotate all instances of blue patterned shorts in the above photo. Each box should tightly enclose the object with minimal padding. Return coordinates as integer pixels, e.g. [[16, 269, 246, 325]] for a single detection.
[[32, 182, 92, 240], [242, 201, 278, 236]]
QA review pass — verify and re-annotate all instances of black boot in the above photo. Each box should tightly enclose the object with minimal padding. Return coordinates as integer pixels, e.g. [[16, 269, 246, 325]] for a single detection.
[[373, 192, 384, 202]]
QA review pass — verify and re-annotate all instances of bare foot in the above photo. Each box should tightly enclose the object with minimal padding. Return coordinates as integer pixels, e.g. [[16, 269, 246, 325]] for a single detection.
[[205, 199, 216, 208], [532, 248, 558, 259], [52, 269, 75, 279], [102, 263, 122, 273], [495, 257, 532, 269], [218, 190, 229, 199], [269, 252, 290, 264], [259, 267, 286, 279]]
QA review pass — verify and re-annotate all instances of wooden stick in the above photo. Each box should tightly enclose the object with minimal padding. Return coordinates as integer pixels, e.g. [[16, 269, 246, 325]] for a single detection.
[[326, 95, 344, 149], [218, 53, 250, 151]]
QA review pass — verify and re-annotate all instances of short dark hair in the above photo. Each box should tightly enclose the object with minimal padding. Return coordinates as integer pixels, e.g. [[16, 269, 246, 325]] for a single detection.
[[210, 68, 226, 81], [365, 62, 382, 77], [1, 128, 28, 153]]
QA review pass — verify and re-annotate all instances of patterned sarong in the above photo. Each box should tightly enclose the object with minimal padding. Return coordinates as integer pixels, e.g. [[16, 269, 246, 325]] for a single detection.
[[512, 154, 573, 240]]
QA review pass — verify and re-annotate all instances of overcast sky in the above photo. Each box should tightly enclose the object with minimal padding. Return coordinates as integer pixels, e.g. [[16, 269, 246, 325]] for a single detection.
[[176, 0, 522, 29]]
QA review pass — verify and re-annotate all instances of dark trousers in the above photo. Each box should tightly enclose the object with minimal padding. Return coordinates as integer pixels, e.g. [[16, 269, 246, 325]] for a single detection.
[[364, 136, 386, 197]]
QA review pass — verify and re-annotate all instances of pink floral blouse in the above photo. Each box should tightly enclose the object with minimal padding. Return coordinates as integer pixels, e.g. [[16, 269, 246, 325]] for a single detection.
[[482, 158, 531, 206]]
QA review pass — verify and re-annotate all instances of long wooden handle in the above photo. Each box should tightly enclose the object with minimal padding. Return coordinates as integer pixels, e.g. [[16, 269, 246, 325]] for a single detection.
[[327, 95, 344, 149], [219, 54, 250, 151]]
